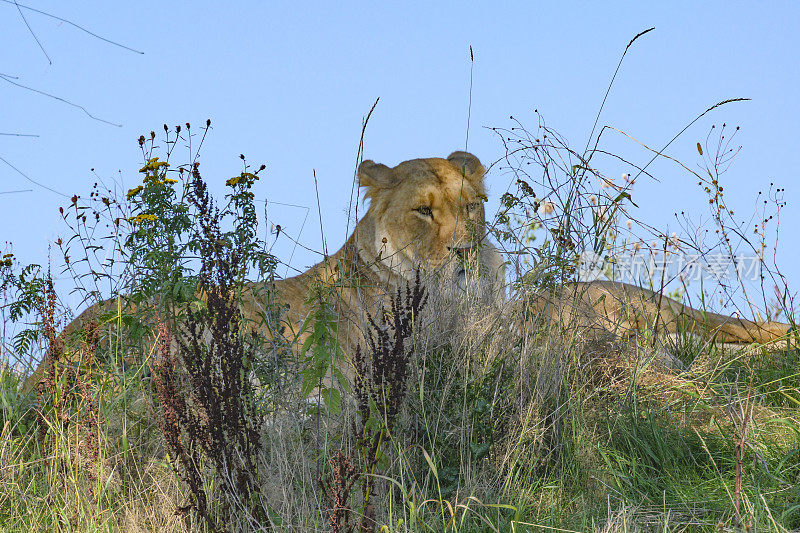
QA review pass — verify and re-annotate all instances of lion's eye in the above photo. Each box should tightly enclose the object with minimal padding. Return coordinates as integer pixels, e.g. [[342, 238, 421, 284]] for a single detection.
[[415, 206, 433, 218], [465, 202, 481, 213]]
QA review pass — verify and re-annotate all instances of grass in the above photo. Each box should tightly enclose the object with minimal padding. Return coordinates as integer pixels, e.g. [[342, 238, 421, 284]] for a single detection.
[[1, 88, 798, 530], [2, 232, 799, 533], [4, 294, 799, 529]]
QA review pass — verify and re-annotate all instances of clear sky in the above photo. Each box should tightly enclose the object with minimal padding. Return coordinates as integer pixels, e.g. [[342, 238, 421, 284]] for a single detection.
[[2, 1, 799, 315]]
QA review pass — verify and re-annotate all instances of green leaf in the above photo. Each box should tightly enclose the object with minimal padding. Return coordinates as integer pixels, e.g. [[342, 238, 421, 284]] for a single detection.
[[299, 329, 315, 355], [312, 344, 329, 366], [612, 191, 638, 208], [321, 387, 341, 415], [421, 448, 438, 478], [332, 366, 352, 393], [299, 368, 318, 398]]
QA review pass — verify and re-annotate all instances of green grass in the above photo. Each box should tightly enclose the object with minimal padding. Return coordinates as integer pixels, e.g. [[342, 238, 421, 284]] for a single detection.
[[1, 290, 798, 532], [2, 117, 798, 531]]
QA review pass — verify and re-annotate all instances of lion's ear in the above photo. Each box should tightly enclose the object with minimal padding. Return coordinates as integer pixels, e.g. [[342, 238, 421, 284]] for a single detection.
[[358, 160, 398, 189], [447, 151, 485, 183]]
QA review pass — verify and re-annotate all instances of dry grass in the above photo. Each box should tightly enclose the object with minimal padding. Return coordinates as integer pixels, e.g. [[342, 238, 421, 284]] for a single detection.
[[1, 107, 798, 531]]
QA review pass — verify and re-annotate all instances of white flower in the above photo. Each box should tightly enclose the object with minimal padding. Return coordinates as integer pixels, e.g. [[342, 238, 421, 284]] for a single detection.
[[626, 219, 633, 230], [538, 200, 556, 215]]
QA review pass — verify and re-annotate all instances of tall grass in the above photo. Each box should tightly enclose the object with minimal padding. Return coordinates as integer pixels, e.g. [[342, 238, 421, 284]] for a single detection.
[[0, 49, 798, 531]]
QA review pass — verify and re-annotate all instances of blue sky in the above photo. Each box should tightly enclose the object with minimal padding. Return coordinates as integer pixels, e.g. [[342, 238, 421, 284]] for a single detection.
[[2, 2, 799, 314]]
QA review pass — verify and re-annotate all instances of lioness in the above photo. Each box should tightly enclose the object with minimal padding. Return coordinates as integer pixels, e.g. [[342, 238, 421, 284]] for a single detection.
[[26, 151, 791, 390]]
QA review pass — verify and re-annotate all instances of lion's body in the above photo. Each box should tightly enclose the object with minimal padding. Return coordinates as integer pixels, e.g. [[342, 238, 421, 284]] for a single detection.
[[26, 152, 790, 391], [526, 280, 789, 345]]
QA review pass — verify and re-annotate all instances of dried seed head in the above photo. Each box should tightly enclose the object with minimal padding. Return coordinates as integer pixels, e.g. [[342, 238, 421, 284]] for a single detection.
[[538, 200, 556, 215]]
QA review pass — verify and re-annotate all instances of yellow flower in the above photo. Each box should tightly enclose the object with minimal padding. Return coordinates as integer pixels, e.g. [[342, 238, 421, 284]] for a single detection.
[[226, 172, 259, 187], [127, 213, 159, 224], [126, 185, 144, 199], [139, 157, 170, 173], [162, 178, 178, 185]]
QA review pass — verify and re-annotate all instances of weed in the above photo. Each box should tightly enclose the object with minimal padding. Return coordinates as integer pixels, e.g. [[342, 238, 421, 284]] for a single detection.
[[150, 163, 273, 531]]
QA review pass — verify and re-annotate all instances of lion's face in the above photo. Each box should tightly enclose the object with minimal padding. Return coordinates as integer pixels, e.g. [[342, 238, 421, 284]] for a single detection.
[[358, 152, 493, 284]]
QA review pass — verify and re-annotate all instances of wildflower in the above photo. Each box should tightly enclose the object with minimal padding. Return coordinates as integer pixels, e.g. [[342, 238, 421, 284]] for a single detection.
[[128, 213, 158, 224], [162, 178, 178, 185], [589, 195, 597, 205], [139, 157, 169, 174], [226, 172, 259, 187], [126, 186, 144, 200], [538, 200, 556, 215], [600, 177, 613, 189], [626, 219, 633, 230]]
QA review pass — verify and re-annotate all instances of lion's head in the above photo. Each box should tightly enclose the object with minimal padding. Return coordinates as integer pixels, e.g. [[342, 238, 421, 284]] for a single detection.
[[356, 151, 503, 297]]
